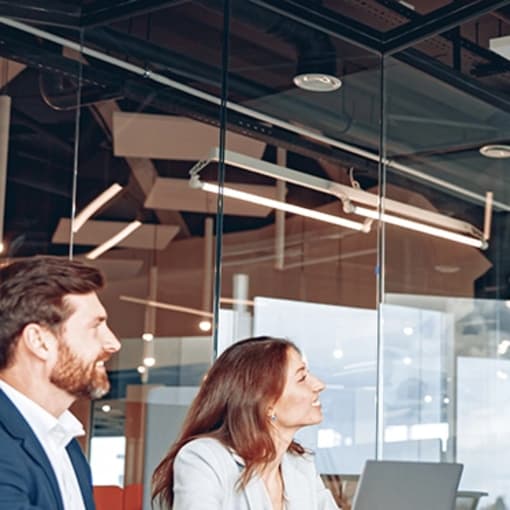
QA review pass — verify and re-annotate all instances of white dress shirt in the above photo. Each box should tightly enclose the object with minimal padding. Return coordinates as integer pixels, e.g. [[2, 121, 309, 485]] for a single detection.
[[0, 380, 87, 510]]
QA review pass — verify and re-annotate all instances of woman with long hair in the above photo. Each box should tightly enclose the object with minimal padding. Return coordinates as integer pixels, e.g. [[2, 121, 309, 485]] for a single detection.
[[152, 336, 339, 509]]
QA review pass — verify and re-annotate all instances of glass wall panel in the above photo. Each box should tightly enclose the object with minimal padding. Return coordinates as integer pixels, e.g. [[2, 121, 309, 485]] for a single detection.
[[76, 4, 225, 508], [382, 7, 510, 508], [215, 0, 383, 479], [0, 24, 80, 259]]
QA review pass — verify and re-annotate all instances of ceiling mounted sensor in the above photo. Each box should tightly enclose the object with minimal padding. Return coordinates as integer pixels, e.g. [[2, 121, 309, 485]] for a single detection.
[[479, 144, 510, 159]]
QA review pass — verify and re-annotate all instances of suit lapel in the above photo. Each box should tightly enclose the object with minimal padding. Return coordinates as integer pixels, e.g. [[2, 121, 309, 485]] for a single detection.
[[281, 453, 316, 510], [230, 450, 271, 510], [67, 439, 95, 510], [0, 389, 65, 510], [243, 476, 272, 510]]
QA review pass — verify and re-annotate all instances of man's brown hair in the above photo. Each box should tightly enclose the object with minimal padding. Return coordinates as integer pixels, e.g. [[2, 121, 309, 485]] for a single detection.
[[0, 256, 104, 369]]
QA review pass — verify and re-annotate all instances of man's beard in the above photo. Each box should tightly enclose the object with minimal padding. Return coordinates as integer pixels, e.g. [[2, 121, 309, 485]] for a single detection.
[[50, 342, 110, 400]]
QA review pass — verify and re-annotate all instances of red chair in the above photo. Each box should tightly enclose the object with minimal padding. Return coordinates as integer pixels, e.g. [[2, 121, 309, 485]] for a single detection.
[[93, 485, 123, 510]]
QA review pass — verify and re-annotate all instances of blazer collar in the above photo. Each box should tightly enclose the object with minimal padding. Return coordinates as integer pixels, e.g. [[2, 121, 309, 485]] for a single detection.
[[229, 449, 314, 510]]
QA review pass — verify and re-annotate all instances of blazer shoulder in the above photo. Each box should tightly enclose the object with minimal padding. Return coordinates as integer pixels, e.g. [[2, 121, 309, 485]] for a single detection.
[[176, 437, 241, 477], [178, 437, 234, 463]]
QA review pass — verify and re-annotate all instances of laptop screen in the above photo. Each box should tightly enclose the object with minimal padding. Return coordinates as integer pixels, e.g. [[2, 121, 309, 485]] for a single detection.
[[352, 460, 463, 510]]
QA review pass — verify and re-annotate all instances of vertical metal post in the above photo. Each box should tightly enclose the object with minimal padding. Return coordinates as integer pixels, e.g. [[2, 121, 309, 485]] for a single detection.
[[0, 95, 11, 254], [275, 147, 287, 270], [203, 217, 214, 315]]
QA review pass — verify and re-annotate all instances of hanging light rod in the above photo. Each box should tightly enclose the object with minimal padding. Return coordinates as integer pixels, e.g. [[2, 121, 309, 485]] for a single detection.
[[190, 179, 370, 233], [189, 148, 488, 250], [73, 183, 123, 233], [120, 295, 213, 318], [120, 295, 256, 315], [85, 220, 142, 259]]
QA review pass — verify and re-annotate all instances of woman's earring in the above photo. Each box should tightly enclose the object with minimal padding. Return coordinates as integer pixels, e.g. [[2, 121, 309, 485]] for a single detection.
[[270, 413, 277, 422]]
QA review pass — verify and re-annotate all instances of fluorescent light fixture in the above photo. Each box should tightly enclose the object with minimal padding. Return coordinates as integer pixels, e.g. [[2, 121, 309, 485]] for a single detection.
[[85, 220, 142, 260], [195, 181, 369, 232], [73, 183, 123, 233], [351, 205, 487, 249], [189, 148, 488, 250]]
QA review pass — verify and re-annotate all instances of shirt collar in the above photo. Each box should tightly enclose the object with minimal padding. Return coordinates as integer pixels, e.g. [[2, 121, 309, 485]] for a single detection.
[[0, 379, 85, 448]]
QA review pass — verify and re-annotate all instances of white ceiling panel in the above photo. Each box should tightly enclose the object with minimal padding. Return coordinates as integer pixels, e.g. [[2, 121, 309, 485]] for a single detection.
[[113, 113, 266, 160], [52, 219, 180, 249]]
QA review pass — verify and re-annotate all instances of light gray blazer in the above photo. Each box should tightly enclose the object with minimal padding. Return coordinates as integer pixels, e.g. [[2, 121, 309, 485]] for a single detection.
[[172, 437, 339, 510]]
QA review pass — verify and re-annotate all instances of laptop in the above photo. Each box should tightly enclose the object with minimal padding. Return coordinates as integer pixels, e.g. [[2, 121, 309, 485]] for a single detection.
[[351, 460, 463, 510]]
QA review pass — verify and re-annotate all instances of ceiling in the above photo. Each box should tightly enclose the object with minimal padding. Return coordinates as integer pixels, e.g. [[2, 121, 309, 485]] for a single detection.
[[0, 0, 510, 299]]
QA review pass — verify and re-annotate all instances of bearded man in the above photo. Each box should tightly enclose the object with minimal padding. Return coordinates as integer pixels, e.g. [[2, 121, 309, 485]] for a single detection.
[[0, 256, 121, 510]]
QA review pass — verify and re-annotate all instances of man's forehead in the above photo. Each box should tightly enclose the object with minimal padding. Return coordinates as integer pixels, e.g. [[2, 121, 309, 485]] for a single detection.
[[63, 292, 105, 316]]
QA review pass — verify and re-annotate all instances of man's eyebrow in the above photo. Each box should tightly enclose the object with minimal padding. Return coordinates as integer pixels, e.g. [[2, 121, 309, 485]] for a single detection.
[[295, 364, 306, 375], [91, 314, 107, 325]]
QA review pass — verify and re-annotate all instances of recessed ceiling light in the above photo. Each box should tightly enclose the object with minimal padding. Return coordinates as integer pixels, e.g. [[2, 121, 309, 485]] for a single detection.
[[333, 348, 344, 359], [479, 144, 510, 159], [143, 356, 156, 367], [293, 73, 342, 92], [198, 319, 212, 332]]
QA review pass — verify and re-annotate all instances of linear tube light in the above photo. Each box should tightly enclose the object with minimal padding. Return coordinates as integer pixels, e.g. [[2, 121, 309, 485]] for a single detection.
[[351, 205, 487, 249], [193, 180, 370, 232], [85, 220, 142, 260], [73, 183, 123, 233], [190, 148, 488, 250]]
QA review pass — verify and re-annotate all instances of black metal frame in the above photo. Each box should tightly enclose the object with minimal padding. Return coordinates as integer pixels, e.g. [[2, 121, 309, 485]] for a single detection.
[[382, 0, 510, 54], [1, 0, 509, 58]]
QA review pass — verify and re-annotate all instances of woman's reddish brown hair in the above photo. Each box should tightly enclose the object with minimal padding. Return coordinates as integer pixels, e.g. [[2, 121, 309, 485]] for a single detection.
[[151, 336, 305, 508]]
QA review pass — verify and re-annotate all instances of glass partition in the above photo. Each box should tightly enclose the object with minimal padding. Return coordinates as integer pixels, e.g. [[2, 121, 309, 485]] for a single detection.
[[78, 4, 224, 508], [0, 25, 81, 259], [381, 8, 510, 508], [214, 0, 383, 477]]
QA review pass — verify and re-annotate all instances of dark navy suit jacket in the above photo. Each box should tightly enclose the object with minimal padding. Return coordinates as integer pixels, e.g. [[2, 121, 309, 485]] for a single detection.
[[0, 389, 96, 510]]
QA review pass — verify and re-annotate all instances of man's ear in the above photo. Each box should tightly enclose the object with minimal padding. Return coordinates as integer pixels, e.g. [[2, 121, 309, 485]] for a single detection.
[[20, 323, 53, 361]]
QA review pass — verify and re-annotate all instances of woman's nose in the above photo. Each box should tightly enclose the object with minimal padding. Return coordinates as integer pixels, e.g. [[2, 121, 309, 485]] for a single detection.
[[311, 374, 326, 392]]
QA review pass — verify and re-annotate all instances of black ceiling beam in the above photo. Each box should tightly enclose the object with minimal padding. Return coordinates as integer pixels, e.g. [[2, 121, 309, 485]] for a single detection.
[[82, 26, 276, 100], [82, 0, 189, 28], [383, 0, 510, 55], [395, 47, 510, 114], [0, 0, 80, 28], [248, 0, 384, 54], [376, 0, 510, 77]]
